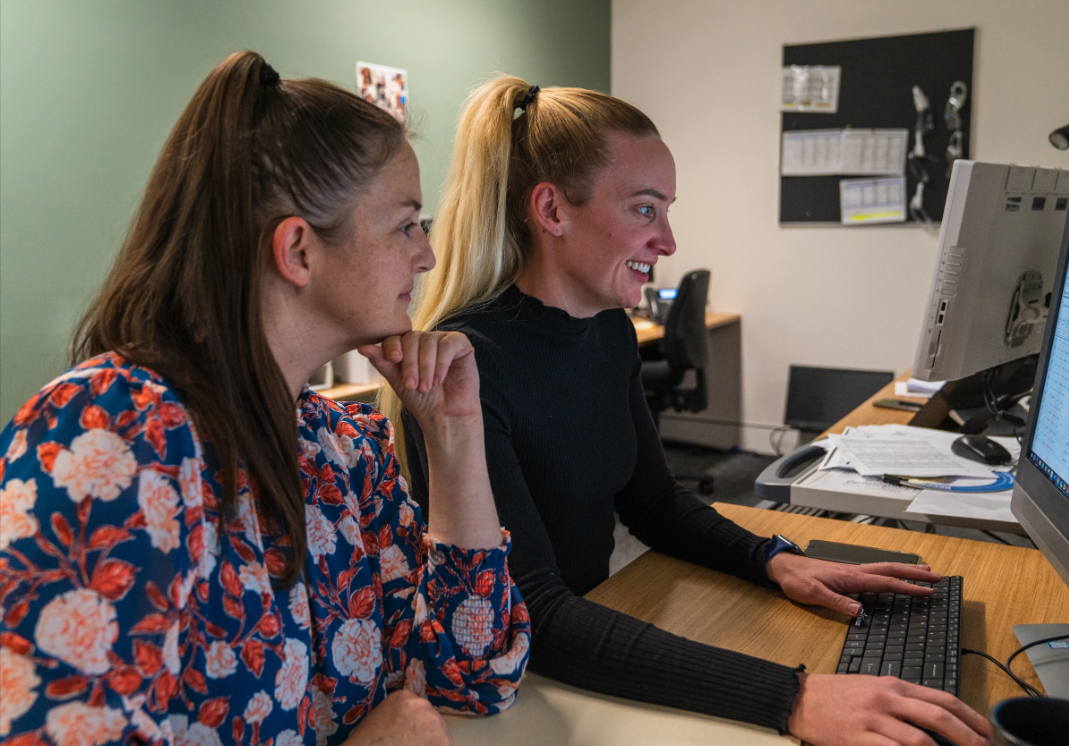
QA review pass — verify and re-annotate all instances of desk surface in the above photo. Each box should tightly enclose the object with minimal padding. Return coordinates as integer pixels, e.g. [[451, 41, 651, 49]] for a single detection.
[[448, 504, 1069, 744], [586, 504, 1069, 712], [320, 311, 741, 401]]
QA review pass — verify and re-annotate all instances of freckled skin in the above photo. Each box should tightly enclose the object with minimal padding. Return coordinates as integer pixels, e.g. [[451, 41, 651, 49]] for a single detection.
[[310, 141, 434, 349]]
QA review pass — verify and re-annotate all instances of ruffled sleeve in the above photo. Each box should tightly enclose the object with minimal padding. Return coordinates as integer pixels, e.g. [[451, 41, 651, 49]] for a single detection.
[[345, 403, 530, 715]]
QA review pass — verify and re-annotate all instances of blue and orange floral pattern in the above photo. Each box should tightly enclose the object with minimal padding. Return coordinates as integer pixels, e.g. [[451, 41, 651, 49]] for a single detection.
[[0, 353, 529, 745]]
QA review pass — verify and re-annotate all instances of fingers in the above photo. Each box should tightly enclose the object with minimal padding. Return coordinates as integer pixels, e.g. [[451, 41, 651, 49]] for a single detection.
[[889, 694, 991, 746], [357, 343, 401, 389], [433, 333, 473, 386], [812, 585, 865, 617], [858, 562, 942, 583], [898, 684, 994, 743]]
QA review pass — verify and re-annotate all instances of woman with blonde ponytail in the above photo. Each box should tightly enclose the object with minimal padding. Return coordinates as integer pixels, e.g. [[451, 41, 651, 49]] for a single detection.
[[0, 54, 529, 745], [397, 77, 994, 746]]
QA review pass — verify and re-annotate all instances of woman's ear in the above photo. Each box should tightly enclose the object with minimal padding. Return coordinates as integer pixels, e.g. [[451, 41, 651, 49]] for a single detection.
[[529, 182, 572, 238], [271, 216, 315, 288]]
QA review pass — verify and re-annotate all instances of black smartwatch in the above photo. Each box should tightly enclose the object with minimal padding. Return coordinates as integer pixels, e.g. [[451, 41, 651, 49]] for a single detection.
[[764, 534, 804, 563]]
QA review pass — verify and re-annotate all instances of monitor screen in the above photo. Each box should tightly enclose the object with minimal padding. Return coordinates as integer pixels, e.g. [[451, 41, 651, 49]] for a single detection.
[[784, 366, 894, 433], [1012, 216, 1069, 589], [1028, 270, 1069, 500]]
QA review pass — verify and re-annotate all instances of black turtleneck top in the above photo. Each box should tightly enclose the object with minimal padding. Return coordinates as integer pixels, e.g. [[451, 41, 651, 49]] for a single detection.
[[402, 285, 802, 733]]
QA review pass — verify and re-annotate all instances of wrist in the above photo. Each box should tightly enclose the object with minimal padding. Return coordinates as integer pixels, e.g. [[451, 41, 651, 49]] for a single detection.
[[766, 550, 807, 585], [421, 413, 483, 455], [786, 670, 809, 736]]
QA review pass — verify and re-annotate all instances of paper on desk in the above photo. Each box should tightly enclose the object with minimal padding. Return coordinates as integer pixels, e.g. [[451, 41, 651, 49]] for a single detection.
[[823, 425, 999, 478], [905, 488, 1015, 523], [894, 378, 946, 399]]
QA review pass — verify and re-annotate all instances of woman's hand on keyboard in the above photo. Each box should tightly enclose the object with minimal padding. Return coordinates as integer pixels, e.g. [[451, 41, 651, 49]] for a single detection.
[[766, 555, 943, 617], [787, 673, 994, 746]]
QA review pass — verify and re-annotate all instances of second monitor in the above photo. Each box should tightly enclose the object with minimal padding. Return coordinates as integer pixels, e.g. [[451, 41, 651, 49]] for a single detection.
[[913, 161, 1069, 384]]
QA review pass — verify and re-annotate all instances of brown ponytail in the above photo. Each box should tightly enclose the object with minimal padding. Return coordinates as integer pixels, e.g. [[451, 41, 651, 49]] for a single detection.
[[72, 51, 404, 587]]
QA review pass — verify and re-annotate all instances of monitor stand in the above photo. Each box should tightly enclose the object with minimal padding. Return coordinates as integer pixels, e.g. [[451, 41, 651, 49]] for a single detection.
[[1012, 623, 1069, 699], [909, 356, 1038, 433]]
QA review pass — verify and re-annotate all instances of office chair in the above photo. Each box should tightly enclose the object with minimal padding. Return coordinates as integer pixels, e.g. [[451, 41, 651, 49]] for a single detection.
[[641, 270, 715, 493]]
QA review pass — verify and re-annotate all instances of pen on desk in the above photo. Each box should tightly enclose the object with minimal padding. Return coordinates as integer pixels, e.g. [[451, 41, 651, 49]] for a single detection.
[[881, 474, 923, 489]]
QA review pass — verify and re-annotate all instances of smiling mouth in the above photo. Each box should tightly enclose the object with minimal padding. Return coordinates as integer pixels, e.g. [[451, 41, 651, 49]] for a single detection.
[[625, 260, 651, 274]]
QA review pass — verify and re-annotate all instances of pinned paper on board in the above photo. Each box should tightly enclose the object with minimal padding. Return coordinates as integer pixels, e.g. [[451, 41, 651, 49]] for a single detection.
[[781, 65, 840, 113], [781, 129, 908, 176], [356, 61, 408, 122], [839, 176, 907, 225]]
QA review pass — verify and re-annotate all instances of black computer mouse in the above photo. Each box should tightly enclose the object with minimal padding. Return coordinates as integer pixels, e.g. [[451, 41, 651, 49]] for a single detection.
[[951, 434, 1012, 465]]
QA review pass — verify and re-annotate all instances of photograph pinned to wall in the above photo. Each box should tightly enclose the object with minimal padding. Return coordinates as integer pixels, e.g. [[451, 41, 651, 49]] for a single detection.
[[781, 65, 840, 113], [356, 61, 408, 122]]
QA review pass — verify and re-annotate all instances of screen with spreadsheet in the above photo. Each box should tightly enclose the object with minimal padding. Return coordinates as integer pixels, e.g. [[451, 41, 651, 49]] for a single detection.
[[1029, 264, 1069, 501]]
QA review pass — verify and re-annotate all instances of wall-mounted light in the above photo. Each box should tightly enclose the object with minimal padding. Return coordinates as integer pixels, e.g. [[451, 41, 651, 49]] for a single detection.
[[1051, 124, 1069, 150]]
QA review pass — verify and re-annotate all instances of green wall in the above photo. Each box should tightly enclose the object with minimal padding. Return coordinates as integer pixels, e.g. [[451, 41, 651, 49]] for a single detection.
[[0, 0, 611, 422]]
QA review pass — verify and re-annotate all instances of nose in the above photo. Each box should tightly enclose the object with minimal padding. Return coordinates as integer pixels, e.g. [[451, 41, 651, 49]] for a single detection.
[[651, 215, 676, 257], [414, 230, 436, 274]]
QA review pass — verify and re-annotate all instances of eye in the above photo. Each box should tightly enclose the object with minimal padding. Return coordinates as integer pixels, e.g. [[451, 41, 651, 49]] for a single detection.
[[638, 205, 656, 219], [400, 221, 418, 235]]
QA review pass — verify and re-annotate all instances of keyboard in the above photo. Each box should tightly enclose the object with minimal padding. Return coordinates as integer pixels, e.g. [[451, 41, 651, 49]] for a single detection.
[[835, 576, 962, 694]]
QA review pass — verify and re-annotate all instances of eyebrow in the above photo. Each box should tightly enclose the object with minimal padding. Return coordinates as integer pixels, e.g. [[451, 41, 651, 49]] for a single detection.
[[631, 188, 676, 203], [400, 198, 422, 212]]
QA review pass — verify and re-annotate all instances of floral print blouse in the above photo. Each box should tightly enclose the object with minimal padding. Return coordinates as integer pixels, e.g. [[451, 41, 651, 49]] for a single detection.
[[0, 353, 530, 745]]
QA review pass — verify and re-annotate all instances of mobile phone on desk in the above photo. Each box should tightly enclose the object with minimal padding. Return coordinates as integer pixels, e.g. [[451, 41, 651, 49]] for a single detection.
[[873, 398, 924, 412], [804, 540, 921, 565]]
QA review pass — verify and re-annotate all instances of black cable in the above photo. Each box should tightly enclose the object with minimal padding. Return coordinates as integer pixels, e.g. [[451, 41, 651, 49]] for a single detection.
[[962, 634, 1069, 699], [980, 530, 1012, 545], [961, 648, 1043, 697], [1006, 634, 1069, 683]]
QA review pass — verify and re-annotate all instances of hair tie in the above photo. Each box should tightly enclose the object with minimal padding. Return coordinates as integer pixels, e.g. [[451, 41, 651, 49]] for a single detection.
[[259, 63, 281, 87], [517, 85, 540, 112]]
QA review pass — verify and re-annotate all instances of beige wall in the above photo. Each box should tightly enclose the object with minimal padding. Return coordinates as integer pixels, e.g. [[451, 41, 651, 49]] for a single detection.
[[612, 0, 1069, 453]]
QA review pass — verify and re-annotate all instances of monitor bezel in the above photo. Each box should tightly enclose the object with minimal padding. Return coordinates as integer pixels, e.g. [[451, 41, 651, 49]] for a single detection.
[[1014, 213, 1069, 581]]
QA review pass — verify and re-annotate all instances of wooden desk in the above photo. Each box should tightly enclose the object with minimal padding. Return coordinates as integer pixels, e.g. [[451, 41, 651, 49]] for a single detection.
[[586, 504, 1069, 712], [632, 311, 741, 346], [449, 504, 1069, 744], [319, 312, 742, 401]]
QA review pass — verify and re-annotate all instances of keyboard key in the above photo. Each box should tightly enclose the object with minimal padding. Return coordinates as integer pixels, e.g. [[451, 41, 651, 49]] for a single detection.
[[925, 662, 944, 680], [860, 657, 882, 676], [881, 661, 901, 677], [835, 577, 963, 688]]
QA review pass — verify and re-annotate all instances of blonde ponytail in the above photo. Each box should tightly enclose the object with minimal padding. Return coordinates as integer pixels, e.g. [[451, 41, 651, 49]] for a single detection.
[[381, 75, 658, 471]]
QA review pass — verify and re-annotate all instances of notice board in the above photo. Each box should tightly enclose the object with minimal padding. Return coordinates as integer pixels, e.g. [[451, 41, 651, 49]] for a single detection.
[[780, 29, 975, 225]]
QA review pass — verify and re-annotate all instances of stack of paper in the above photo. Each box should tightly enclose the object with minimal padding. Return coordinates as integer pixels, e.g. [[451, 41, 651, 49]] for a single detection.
[[893, 378, 946, 400], [813, 425, 1020, 524]]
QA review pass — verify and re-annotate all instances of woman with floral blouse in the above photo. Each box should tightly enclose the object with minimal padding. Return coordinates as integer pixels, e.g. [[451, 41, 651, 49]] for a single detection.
[[0, 52, 529, 746]]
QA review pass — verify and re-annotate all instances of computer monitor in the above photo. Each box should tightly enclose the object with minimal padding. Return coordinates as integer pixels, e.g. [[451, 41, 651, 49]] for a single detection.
[[912, 161, 1069, 383], [1012, 212, 1069, 589]]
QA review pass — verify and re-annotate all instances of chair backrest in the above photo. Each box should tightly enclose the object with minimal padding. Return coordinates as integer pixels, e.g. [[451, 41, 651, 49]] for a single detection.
[[662, 269, 711, 372]]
